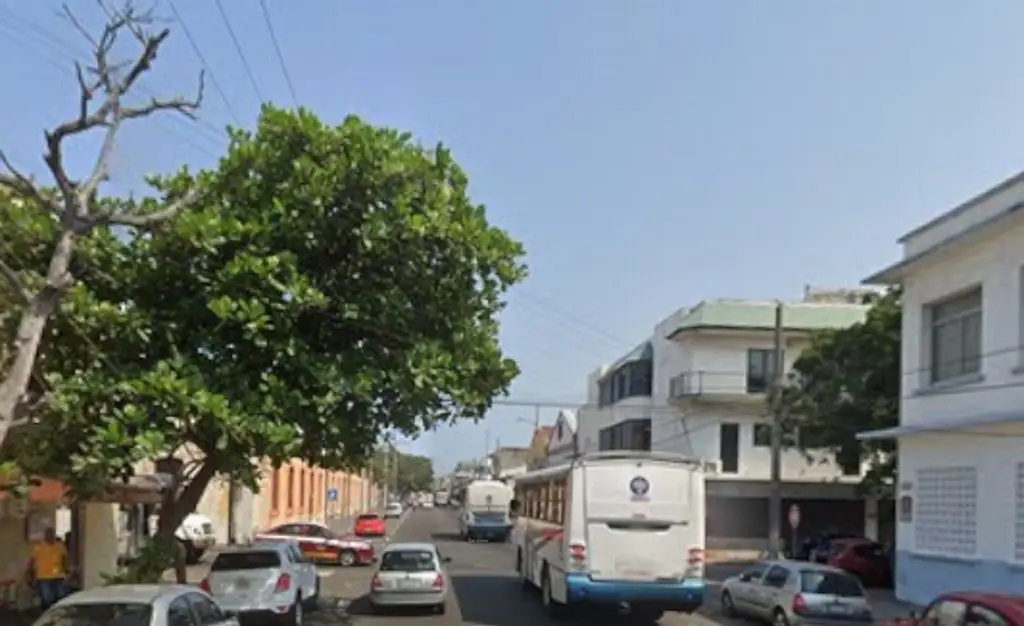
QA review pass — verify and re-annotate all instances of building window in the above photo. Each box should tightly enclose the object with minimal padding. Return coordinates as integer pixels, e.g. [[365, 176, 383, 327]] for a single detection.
[[753, 423, 771, 447], [915, 466, 977, 555], [286, 467, 294, 510], [599, 359, 654, 406], [747, 349, 782, 393], [928, 288, 982, 383], [271, 468, 280, 510], [598, 419, 652, 452], [719, 423, 740, 473]]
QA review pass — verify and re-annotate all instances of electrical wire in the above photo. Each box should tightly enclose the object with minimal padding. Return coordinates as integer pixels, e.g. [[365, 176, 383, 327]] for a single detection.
[[165, 0, 244, 128], [257, 0, 299, 107], [213, 0, 265, 103]]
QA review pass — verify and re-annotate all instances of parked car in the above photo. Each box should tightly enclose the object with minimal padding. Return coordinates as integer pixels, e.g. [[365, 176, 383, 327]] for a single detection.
[[200, 543, 316, 626], [826, 539, 892, 588], [255, 522, 374, 566], [720, 560, 873, 625], [369, 542, 451, 615], [354, 513, 387, 538], [32, 584, 239, 626], [883, 591, 1024, 626], [384, 502, 404, 519], [796, 531, 861, 562]]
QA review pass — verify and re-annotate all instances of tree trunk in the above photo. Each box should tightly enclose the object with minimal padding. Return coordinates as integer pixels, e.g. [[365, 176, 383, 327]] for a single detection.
[[0, 229, 75, 449], [155, 460, 218, 584]]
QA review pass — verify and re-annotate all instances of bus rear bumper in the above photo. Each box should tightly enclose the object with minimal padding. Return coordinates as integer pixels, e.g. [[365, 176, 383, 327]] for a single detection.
[[564, 574, 705, 613]]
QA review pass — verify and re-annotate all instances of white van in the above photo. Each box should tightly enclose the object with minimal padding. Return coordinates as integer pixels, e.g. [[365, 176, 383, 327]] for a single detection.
[[512, 451, 710, 621]]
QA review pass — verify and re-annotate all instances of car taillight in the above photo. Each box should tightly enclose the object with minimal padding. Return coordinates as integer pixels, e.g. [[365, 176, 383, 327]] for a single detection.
[[432, 573, 444, 589], [198, 578, 210, 593], [274, 573, 291, 592], [568, 542, 587, 571], [792, 593, 809, 614], [371, 574, 383, 589]]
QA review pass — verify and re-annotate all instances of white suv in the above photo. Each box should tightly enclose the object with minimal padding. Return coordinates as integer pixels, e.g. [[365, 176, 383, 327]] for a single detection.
[[201, 541, 319, 626]]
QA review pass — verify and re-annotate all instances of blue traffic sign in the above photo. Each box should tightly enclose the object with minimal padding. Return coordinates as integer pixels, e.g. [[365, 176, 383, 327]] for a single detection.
[[326, 488, 338, 502]]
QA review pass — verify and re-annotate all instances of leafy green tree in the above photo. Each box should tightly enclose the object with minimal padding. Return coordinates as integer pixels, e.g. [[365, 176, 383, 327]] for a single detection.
[[778, 290, 900, 494], [0, 5, 203, 451], [12, 105, 524, 582], [374, 446, 435, 495]]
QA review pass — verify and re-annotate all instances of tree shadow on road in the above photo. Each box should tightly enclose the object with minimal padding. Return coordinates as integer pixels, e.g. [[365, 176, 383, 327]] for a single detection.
[[450, 574, 662, 626]]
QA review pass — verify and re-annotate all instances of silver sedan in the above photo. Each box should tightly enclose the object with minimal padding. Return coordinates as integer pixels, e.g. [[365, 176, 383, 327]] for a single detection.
[[369, 542, 451, 615], [32, 584, 239, 626]]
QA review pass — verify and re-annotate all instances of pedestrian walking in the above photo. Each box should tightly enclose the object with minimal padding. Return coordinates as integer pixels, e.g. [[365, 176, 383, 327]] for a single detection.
[[26, 528, 68, 610]]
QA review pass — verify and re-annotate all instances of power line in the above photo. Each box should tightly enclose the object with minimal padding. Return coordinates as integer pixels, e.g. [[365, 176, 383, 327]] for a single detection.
[[257, 0, 299, 107], [166, 0, 244, 127], [213, 0, 265, 103]]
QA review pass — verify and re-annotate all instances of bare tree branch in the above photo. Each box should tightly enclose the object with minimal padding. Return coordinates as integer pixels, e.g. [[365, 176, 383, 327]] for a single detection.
[[0, 152, 60, 217], [0, 1, 206, 452], [0, 259, 31, 305]]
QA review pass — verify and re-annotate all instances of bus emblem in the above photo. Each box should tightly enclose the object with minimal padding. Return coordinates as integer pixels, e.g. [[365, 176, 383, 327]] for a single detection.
[[629, 476, 650, 499]]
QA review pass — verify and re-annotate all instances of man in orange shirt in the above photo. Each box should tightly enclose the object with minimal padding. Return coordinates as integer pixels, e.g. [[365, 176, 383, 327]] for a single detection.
[[28, 527, 68, 609]]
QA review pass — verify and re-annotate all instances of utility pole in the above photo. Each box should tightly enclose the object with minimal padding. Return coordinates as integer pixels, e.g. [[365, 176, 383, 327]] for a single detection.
[[381, 445, 390, 510], [768, 301, 785, 559], [534, 405, 541, 429]]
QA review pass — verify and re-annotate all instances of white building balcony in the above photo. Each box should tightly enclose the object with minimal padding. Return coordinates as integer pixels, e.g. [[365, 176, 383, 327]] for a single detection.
[[667, 370, 768, 404]]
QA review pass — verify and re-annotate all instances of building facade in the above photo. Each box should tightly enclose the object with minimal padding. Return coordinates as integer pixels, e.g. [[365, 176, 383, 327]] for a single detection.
[[571, 295, 886, 551], [861, 170, 1024, 605]]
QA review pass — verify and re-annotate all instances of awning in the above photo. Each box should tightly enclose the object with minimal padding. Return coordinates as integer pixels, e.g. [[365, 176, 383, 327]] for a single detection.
[[857, 410, 1024, 440]]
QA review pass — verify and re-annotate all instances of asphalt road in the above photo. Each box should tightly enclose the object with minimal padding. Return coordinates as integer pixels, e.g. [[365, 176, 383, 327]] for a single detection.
[[323, 507, 746, 626]]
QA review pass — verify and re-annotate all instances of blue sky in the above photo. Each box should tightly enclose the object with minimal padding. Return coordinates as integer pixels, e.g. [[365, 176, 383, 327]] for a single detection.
[[5, 1, 1024, 472]]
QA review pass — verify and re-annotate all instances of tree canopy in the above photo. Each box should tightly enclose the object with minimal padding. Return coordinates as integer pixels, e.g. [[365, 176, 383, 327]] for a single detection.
[[3, 106, 525, 573], [778, 290, 900, 493], [373, 446, 435, 495]]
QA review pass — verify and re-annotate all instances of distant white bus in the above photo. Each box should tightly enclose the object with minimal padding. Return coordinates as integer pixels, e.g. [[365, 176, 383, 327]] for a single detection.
[[511, 451, 710, 621], [458, 479, 515, 542]]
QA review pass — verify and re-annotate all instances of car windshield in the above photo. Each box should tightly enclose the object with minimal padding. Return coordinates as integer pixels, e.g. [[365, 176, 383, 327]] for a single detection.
[[358, 515, 380, 522], [35, 602, 152, 626], [380, 550, 437, 572], [800, 571, 865, 597], [212, 550, 281, 571]]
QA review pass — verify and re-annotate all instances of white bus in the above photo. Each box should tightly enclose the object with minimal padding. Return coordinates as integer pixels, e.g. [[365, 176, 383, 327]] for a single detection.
[[458, 479, 515, 541], [511, 451, 710, 620]]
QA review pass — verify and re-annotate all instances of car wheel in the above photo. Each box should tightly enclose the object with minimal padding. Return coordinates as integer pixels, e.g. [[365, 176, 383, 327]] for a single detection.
[[773, 608, 790, 626], [433, 602, 446, 615], [304, 579, 320, 611], [179, 539, 200, 565], [338, 550, 357, 567], [285, 595, 303, 626], [721, 591, 737, 617]]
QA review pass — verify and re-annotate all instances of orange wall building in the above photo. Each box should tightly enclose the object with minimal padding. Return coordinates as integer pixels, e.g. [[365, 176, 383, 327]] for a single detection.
[[257, 459, 377, 529]]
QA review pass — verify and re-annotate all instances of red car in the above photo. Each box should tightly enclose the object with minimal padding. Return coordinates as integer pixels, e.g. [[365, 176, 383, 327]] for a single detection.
[[354, 513, 386, 537], [255, 522, 374, 566], [826, 538, 892, 587], [884, 591, 1024, 626]]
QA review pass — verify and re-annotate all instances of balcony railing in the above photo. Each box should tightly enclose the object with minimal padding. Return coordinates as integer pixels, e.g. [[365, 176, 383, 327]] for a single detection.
[[668, 371, 771, 400]]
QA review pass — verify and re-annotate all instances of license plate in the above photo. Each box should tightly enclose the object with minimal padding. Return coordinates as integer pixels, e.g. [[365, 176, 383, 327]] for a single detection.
[[827, 605, 848, 614], [621, 569, 651, 578], [235, 578, 250, 589], [398, 579, 418, 589]]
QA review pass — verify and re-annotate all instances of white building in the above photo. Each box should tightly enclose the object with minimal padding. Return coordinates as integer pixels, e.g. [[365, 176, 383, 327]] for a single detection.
[[860, 171, 1024, 605], [574, 294, 886, 551]]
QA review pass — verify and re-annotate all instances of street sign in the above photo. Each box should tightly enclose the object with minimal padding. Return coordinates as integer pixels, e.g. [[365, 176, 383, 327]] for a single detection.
[[788, 504, 801, 529], [326, 488, 338, 502]]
